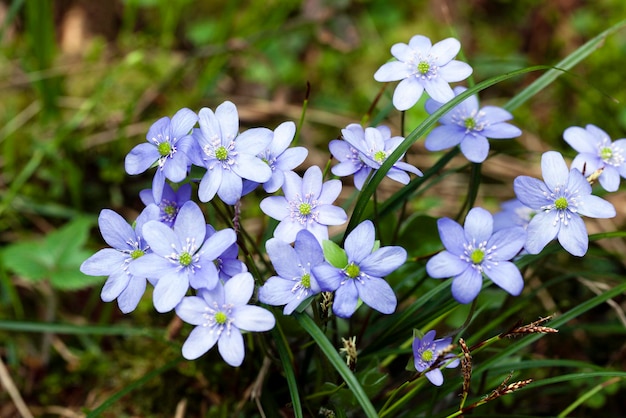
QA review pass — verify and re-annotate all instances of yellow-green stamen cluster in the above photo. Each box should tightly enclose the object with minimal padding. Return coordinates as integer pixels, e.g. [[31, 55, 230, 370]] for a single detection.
[[464, 117, 477, 130], [130, 249, 145, 259], [215, 146, 229, 161], [374, 150, 387, 164], [345, 263, 360, 278], [158, 142, 172, 157], [299, 203, 312, 216], [301, 273, 311, 288], [600, 147, 613, 161], [179, 252, 192, 266], [554, 196, 568, 210], [417, 61, 430, 74], [214, 311, 228, 324], [470, 248, 485, 264], [421, 349, 434, 362]]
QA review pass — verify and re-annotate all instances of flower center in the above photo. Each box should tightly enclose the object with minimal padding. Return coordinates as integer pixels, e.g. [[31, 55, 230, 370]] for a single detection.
[[417, 61, 430, 74], [215, 146, 229, 161], [164, 204, 176, 217], [345, 263, 360, 278], [554, 196, 568, 210], [299, 203, 312, 216], [301, 273, 311, 288], [470, 248, 485, 264], [374, 150, 387, 163], [421, 349, 434, 362], [179, 251, 192, 266], [464, 117, 476, 130], [130, 249, 144, 259], [214, 311, 228, 324], [157, 142, 172, 157], [600, 146, 613, 161]]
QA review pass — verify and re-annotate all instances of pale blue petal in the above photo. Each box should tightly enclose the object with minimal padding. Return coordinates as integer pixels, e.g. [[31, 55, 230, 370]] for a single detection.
[[360, 246, 407, 276], [487, 227, 526, 260], [484, 261, 524, 296], [408, 34, 432, 52], [425, 369, 444, 386], [557, 214, 588, 257], [524, 211, 559, 254], [295, 229, 325, 265], [175, 296, 208, 325], [266, 239, 301, 278], [270, 121, 296, 154], [273, 219, 303, 243], [424, 77, 455, 103], [152, 272, 189, 313], [218, 169, 243, 205], [224, 272, 254, 306], [163, 151, 188, 182], [100, 270, 130, 301], [424, 125, 464, 151], [151, 169, 166, 203], [188, 261, 219, 290], [117, 277, 147, 314], [436, 217, 465, 255], [344, 220, 375, 263], [232, 305, 275, 331], [390, 42, 412, 62], [198, 168, 222, 202], [357, 277, 397, 314], [438, 60, 473, 82], [306, 222, 329, 243], [81, 248, 126, 276], [393, 78, 424, 111], [142, 220, 181, 256], [170, 108, 198, 139], [215, 101, 239, 142], [317, 205, 348, 226], [218, 327, 244, 366], [451, 267, 483, 304], [127, 253, 172, 278], [460, 135, 489, 163], [479, 106, 513, 124], [541, 151, 569, 190], [312, 263, 342, 291], [426, 251, 468, 278], [282, 170, 302, 201], [513, 176, 551, 209], [258, 276, 297, 306], [598, 167, 620, 192], [373, 61, 409, 82], [577, 195, 615, 218], [482, 122, 521, 139], [431, 38, 461, 65], [566, 167, 592, 195], [98, 209, 135, 250], [260, 196, 289, 220], [333, 281, 359, 318], [233, 153, 272, 182], [173, 201, 206, 244], [563, 126, 597, 153], [236, 127, 273, 155], [302, 166, 322, 199], [275, 147, 307, 171], [318, 179, 343, 204], [464, 207, 493, 243], [125, 143, 158, 175], [181, 326, 218, 360]]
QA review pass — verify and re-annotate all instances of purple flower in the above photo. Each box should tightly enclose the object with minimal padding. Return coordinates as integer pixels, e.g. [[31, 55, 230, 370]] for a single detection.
[[514, 151, 616, 256], [563, 124, 626, 192], [312, 220, 404, 318], [175, 272, 275, 365], [190, 101, 273, 205], [206, 224, 247, 281], [330, 123, 422, 190], [425, 86, 522, 163], [80, 205, 160, 313], [129, 201, 237, 313], [260, 165, 347, 243], [493, 198, 537, 232], [247, 121, 308, 193], [412, 330, 459, 386], [426, 207, 526, 304], [259, 230, 324, 315], [374, 35, 473, 110], [125, 108, 198, 202], [139, 183, 192, 227]]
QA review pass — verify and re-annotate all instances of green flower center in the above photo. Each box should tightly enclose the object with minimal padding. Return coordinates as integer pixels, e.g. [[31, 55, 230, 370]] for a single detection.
[[301, 273, 311, 288], [164, 204, 176, 216], [214, 311, 227, 324], [554, 196, 568, 210], [464, 117, 476, 130], [417, 61, 430, 74], [345, 263, 360, 278], [421, 349, 434, 362], [215, 146, 229, 161], [470, 248, 485, 264], [374, 150, 387, 163], [179, 251, 192, 266], [130, 249, 144, 259], [600, 146, 613, 161], [158, 142, 172, 157], [299, 203, 312, 216]]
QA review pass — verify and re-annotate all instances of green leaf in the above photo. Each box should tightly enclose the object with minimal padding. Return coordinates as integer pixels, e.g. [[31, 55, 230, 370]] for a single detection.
[[42, 216, 94, 265], [322, 239, 348, 268], [1, 241, 50, 281]]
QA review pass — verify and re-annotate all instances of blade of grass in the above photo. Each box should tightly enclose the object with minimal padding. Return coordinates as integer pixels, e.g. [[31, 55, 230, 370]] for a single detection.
[[295, 313, 378, 418], [272, 323, 303, 418], [0, 320, 162, 337]]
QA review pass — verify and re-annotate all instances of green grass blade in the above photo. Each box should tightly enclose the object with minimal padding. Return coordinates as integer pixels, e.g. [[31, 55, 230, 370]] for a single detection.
[[0, 320, 162, 337], [272, 324, 303, 418], [295, 313, 378, 417]]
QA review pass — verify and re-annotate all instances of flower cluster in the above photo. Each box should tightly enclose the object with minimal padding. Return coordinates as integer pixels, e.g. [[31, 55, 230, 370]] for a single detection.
[[80, 32, 620, 397]]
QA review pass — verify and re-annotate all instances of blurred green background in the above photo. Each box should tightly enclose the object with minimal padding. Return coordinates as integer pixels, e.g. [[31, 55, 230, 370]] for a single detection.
[[1, 0, 626, 416]]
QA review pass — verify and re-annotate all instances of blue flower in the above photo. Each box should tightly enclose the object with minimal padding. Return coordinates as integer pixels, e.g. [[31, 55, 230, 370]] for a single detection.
[[425, 86, 522, 163], [493, 198, 537, 232], [514, 151, 616, 256], [312, 220, 404, 318], [426, 207, 526, 304], [245, 121, 308, 193], [206, 224, 247, 281], [374, 35, 473, 110], [563, 124, 626, 192], [412, 330, 459, 386], [331, 123, 422, 190], [80, 205, 160, 313], [125, 108, 198, 202], [175, 272, 275, 365], [259, 230, 324, 315], [139, 182, 192, 227], [260, 165, 347, 243], [129, 201, 237, 313], [190, 101, 273, 205]]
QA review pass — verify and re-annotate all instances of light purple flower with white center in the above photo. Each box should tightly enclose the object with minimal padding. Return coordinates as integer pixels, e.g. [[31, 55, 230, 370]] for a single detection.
[[205, 224, 247, 281], [374, 35, 473, 111], [260, 165, 347, 244], [246, 121, 308, 193], [514, 151, 616, 257], [312, 220, 404, 318], [493, 198, 537, 232], [331, 123, 422, 190], [425, 86, 522, 163], [190, 101, 273, 205], [175, 272, 275, 365], [412, 330, 459, 386], [426, 207, 527, 304], [563, 124, 626, 192], [259, 230, 324, 315], [129, 201, 237, 313], [80, 205, 160, 314], [125, 108, 198, 202], [139, 183, 192, 227]]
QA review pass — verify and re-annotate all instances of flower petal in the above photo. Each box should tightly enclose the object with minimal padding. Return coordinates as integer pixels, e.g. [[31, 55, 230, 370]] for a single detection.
[[260, 196, 289, 220], [333, 281, 359, 318], [312, 263, 342, 292], [577, 194, 616, 219], [170, 108, 198, 139], [426, 251, 468, 278], [463, 207, 493, 243], [218, 327, 244, 366], [233, 305, 275, 331], [117, 277, 147, 314], [357, 277, 397, 314], [484, 261, 524, 296], [557, 215, 588, 257], [436, 217, 465, 255], [513, 176, 551, 209], [541, 151, 569, 190], [451, 267, 483, 304], [198, 168, 223, 203], [425, 125, 465, 151], [524, 211, 559, 254], [393, 78, 424, 111], [459, 135, 489, 163], [344, 220, 375, 263], [175, 296, 209, 325], [360, 246, 407, 276], [181, 326, 218, 360], [215, 101, 239, 142], [373, 61, 409, 82], [125, 143, 158, 175], [152, 272, 189, 313]]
